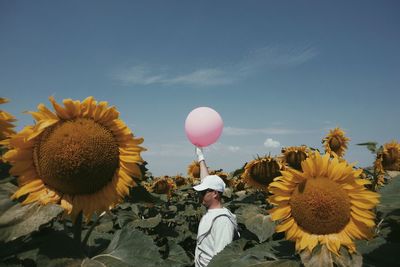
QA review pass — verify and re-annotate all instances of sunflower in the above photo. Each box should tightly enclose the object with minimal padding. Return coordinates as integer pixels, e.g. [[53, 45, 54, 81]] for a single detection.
[[268, 151, 379, 255], [242, 156, 282, 190], [380, 140, 400, 171], [231, 178, 246, 191], [147, 176, 176, 197], [373, 154, 385, 186], [280, 146, 309, 171], [3, 96, 146, 221], [0, 98, 16, 141], [322, 127, 350, 158], [173, 175, 188, 187], [187, 161, 201, 179]]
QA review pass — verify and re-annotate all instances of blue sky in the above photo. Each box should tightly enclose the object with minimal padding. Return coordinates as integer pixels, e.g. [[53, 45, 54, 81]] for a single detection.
[[1, 0, 399, 176]]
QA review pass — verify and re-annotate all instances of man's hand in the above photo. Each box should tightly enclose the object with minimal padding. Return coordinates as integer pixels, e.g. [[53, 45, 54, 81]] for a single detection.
[[195, 146, 205, 162]]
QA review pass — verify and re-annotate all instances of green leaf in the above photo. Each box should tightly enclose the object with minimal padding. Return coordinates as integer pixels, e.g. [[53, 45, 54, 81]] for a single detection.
[[377, 173, 400, 216], [116, 209, 140, 228], [91, 227, 163, 267], [0, 229, 84, 262], [37, 257, 83, 267], [234, 204, 275, 242], [244, 214, 275, 243], [300, 245, 362, 267], [163, 239, 192, 267], [0, 183, 64, 242], [209, 239, 299, 267], [127, 213, 162, 229], [356, 236, 386, 255], [356, 142, 378, 154], [299, 245, 333, 267]]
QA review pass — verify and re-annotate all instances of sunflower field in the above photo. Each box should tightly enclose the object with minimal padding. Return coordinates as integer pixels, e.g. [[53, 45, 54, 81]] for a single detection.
[[1, 97, 399, 267]]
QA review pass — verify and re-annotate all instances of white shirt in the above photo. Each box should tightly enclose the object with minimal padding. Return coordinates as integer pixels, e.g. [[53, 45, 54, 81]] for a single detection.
[[194, 207, 237, 267]]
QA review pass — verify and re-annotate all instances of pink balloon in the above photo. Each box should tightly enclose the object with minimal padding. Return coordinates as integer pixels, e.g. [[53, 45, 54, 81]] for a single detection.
[[185, 107, 223, 147]]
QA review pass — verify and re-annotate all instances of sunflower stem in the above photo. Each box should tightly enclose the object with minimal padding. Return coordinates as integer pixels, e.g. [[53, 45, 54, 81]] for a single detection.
[[82, 211, 105, 248], [73, 211, 83, 244]]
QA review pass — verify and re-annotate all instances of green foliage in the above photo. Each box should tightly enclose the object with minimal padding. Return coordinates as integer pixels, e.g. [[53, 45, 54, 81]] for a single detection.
[[356, 142, 379, 154], [0, 172, 399, 267], [356, 173, 400, 266], [90, 228, 164, 266], [208, 239, 299, 267], [0, 183, 63, 243]]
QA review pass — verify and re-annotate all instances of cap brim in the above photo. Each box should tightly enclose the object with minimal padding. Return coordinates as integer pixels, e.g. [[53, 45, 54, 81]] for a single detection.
[[193, 183, 208, 191]]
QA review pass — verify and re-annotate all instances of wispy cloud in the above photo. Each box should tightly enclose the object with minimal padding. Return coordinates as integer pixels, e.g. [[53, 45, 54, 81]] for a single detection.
[[224, 126, 315, 136], [237, 45, 318, 75], [264, 138, 281, 148], [114, 66, 234, 86], [112, 45, 318, 87], [227, 146, 240, 152], [145, 143, 193, 157]]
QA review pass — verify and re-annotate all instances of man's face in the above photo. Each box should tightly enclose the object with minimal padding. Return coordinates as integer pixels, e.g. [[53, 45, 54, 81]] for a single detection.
[[198, 189, 217, 208]]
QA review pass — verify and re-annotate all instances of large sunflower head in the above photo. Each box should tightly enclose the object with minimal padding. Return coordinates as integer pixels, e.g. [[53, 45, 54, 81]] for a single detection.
[[241, 155, 282, 190], [380, 140, 400, 171], [322, 127, 350, 157], [0, 98, 16, 141], [280, 146, 309, 171], [3, 97, 146, 221], [268, 151, 379, 255], [187, 161, 200, 179]]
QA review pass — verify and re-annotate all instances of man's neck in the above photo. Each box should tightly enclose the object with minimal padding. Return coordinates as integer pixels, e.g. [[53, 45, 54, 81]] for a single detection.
[[208, 202, 223, 210]]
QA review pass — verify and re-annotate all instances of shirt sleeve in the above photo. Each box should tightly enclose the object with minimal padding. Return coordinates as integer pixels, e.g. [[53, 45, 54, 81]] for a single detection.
[[211, 216, 235, 255]]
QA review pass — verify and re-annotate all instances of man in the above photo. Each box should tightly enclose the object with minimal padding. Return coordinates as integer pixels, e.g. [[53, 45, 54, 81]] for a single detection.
[[193, 147, 238, 267]]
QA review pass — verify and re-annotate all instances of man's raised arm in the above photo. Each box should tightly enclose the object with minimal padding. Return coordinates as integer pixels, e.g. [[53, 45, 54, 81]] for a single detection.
[[195, 146, 209, 180]]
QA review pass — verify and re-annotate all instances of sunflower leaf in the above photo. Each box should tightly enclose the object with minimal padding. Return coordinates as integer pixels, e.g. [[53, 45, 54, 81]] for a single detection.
[[127, 213, 162, 229], [0, 183, 64, 243], [377, 173, 400, 216], [244, 214, 275, 243], [356, 142, 378, 154], [208, 239, 299, 267], [163, 239, 192, 267], [234, 204, 275, 242], [91, 227, 163, 267], [299, 245, 333, 267]]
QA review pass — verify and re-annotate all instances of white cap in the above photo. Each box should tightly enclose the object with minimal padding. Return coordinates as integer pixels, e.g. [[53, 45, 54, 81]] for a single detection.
[[193, 175, 226, 192]]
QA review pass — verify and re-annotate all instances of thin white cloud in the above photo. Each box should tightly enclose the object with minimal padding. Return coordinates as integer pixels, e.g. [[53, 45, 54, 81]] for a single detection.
[[237, 45, 318, 75], [224, 126, 315, 136], [264, 138, 281, 148], [113, 66, 234, 86], [167, 68, 234, 86], [227, 146, 240, 152], [145, 143, 193, 157], [145, 142, 241, 159], [112, 44, 318, 87]]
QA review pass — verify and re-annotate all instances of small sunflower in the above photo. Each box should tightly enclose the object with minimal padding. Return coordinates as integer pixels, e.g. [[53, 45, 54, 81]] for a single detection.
[[0, 98, 16, 141], [280, 146, 309, 171], [380, 140, 400, 171], [268, 152, 379, 255], [3, 97, 146, 221], [147, 176, 176, 197], [373, 154, 385, 186], [187, 161, 201, 179], [231, 178, 246, 191], [322, 127, 350, 157], [242, 156, 282, 190], [173, 175, 188, 187]]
